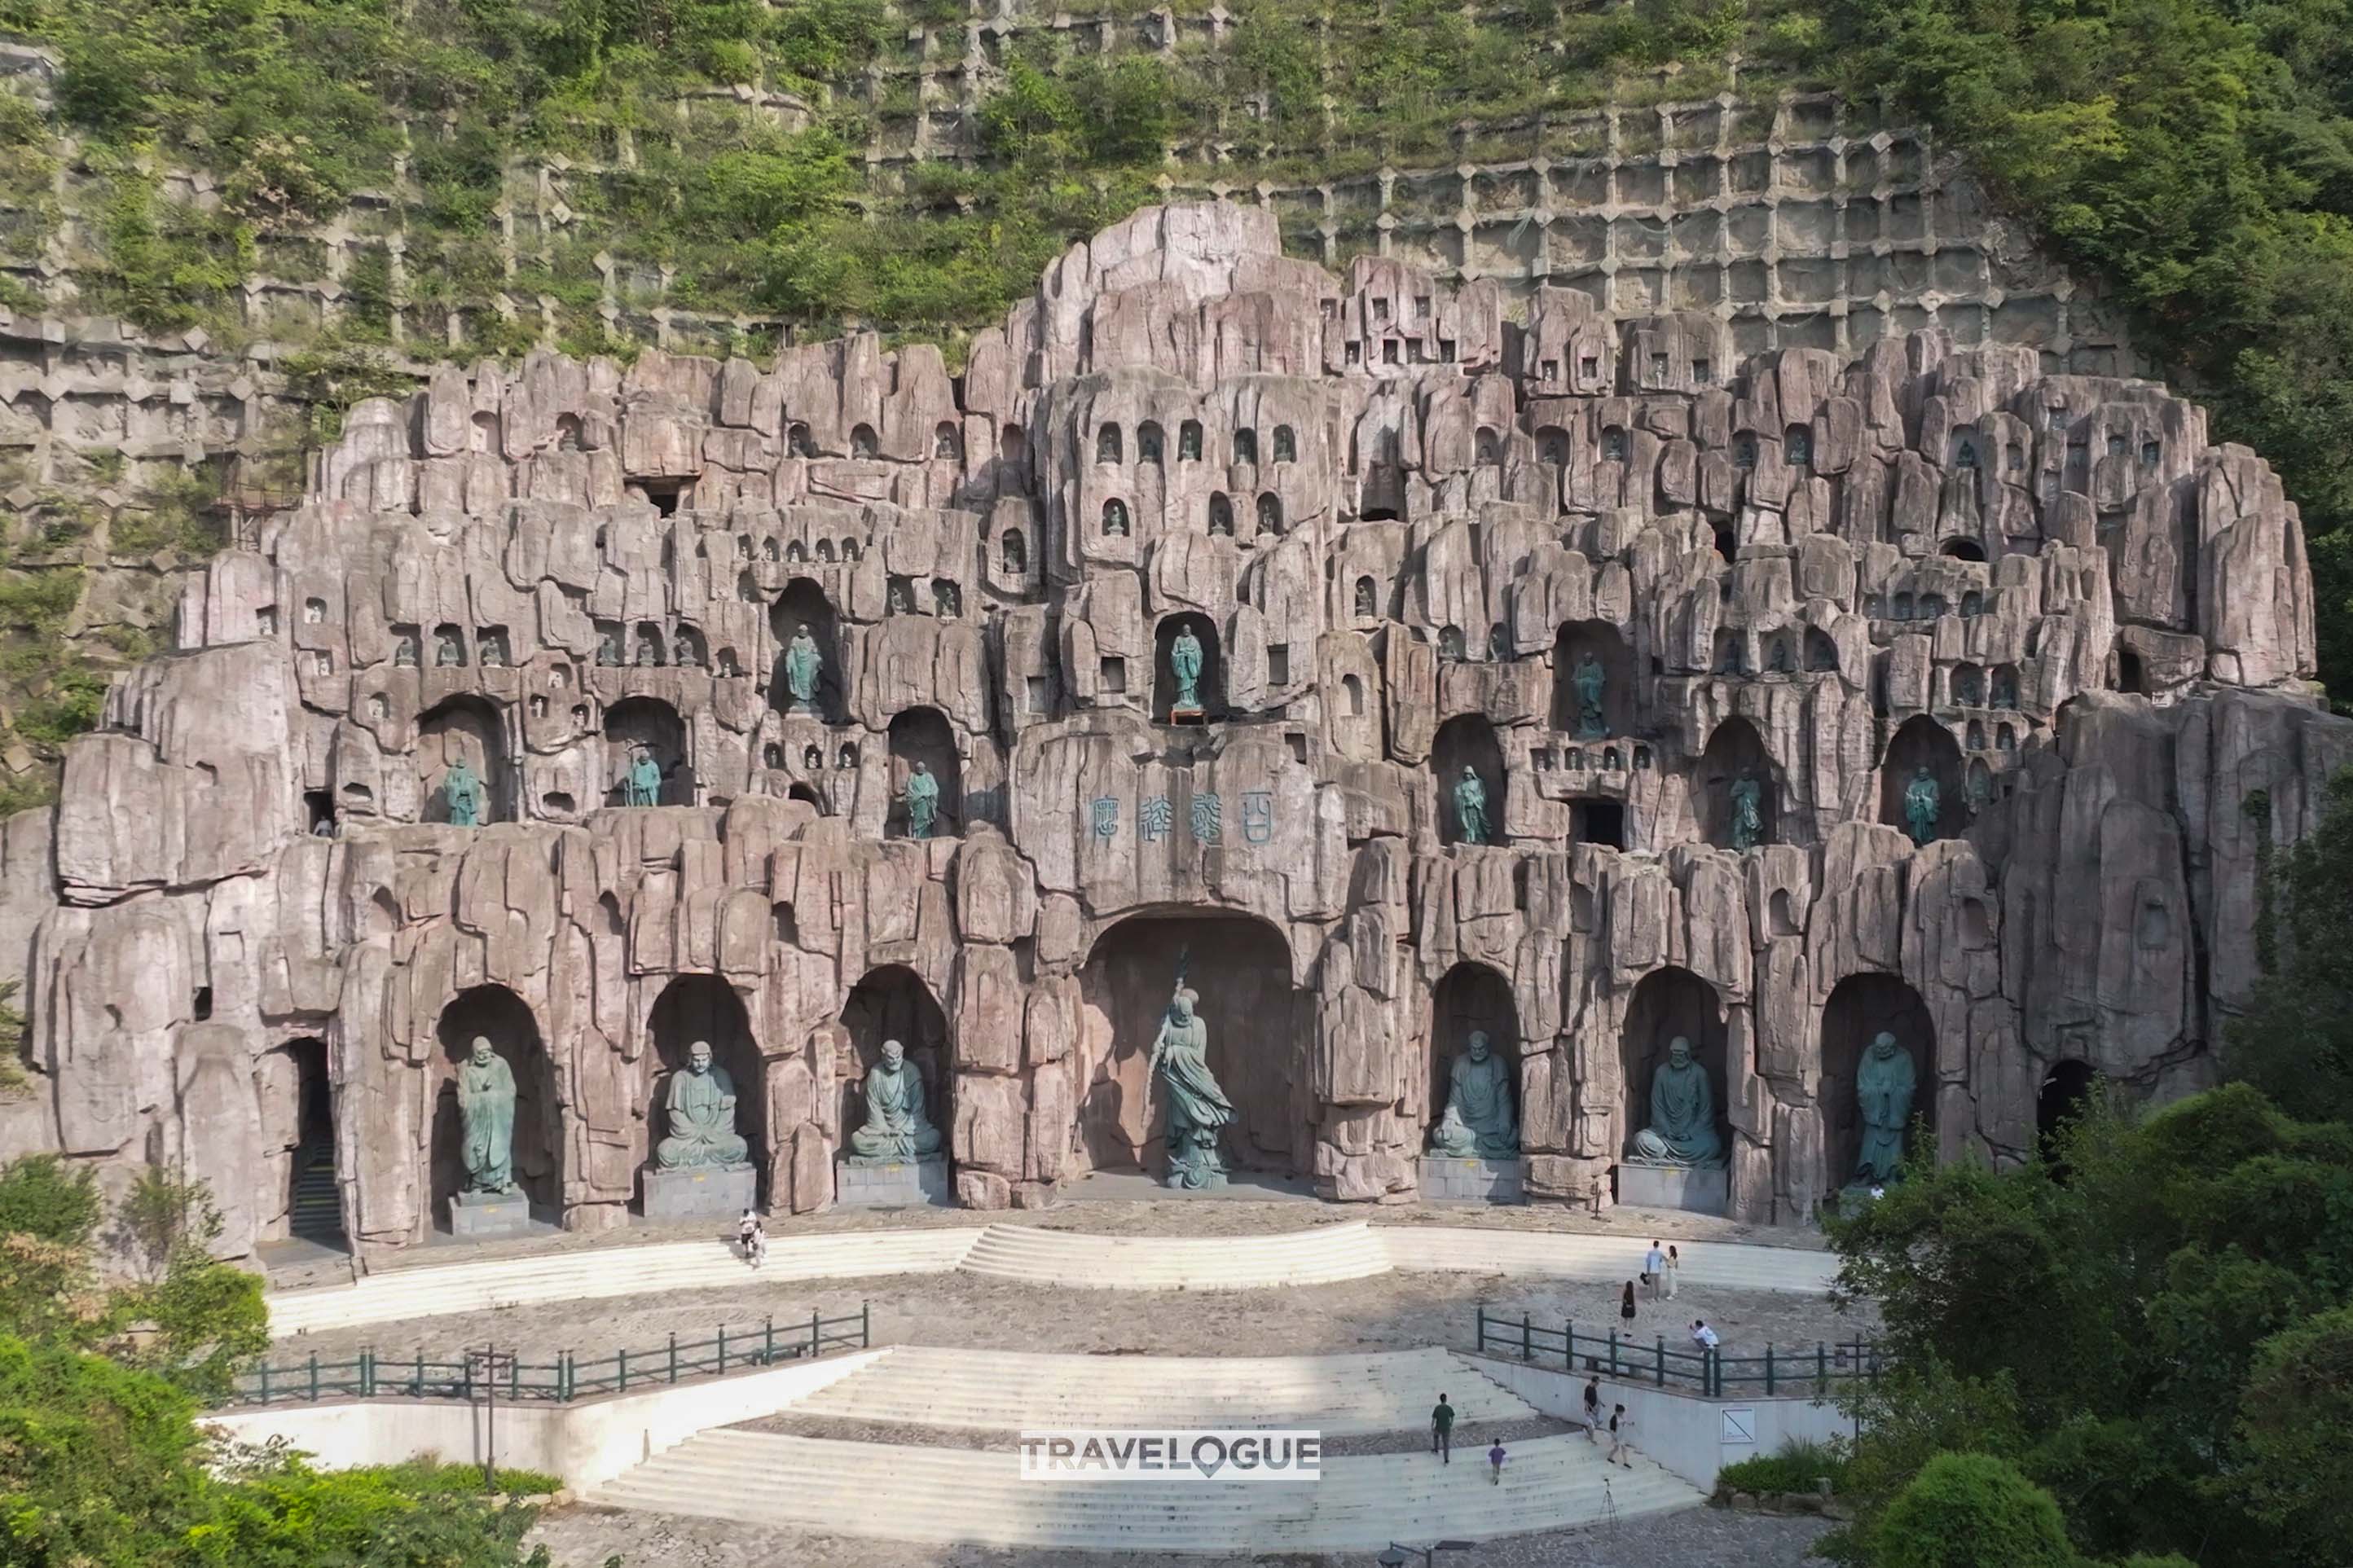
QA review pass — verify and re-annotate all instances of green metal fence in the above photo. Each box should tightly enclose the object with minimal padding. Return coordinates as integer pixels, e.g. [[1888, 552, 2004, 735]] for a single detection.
[[229, 1305, 870, 1407], [1472, 1306, 1885, 1398]]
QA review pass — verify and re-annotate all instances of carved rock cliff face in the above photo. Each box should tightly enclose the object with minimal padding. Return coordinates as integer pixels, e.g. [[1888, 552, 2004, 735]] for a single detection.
[[0, 202, 2340, 1252]]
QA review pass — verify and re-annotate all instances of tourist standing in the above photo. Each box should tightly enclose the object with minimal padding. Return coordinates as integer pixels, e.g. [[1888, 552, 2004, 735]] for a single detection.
[[1608, 1403, 1634, 1467], [1643, 1239, 1665, 1299], [1620, 1280, 1638, 1332], [1430, 1393, 1455, 1463], [1581, 1374, 1603, 1442], [1665, 1243, 1680, 1298]]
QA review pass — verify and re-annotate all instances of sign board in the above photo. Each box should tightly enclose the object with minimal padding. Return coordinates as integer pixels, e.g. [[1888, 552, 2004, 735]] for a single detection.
[[1720, 1407, 1757, 1446]]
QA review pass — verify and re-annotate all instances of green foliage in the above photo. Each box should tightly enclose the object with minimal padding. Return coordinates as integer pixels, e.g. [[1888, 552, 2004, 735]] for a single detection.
[[0, 1154, 543, 1567], [1871, 1452, 2076, 1568], [335, 1457, 565, 1498], [2228, 767, 2353, 1121], [1805, 0, 2353, 702], [1822, 1085, 2353, 1567], [1714, 1434, 1850, 1496], [2232, 1307, 2353, 1563]]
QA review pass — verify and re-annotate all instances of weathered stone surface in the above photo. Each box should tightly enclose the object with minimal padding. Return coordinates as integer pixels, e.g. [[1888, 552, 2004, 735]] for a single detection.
[[0, 201, 2342, 1251]]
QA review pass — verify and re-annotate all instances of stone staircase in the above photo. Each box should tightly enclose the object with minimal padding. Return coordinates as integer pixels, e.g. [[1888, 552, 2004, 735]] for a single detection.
[[287, 1150, 342, 1240], [589, 1424, 1697, 1551], [786, 1345, 1530, 1434], [956, 1220, 1393, 1289]]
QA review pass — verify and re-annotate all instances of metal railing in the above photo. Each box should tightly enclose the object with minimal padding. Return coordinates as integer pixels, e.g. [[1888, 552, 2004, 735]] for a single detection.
[[1472, 1306, 1885, 1399], [227, 1305, 870, 1407]]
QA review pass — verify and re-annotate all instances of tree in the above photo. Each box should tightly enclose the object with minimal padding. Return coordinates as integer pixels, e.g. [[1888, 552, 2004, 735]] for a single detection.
[[2228, 769, 2353, 1122], [2233, 1307, 2353, 1564], [1872, 1452, 2075, 1568]]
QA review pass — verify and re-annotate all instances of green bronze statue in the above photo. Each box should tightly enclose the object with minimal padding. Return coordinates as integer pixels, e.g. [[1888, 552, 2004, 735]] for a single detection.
[[783, 623, 822, 710], [442, 757, 485, 828], [902, 759, 939, 839], [455, 1037, 518, 1196], [1454, 766, 1490, 845], [1573, 652, 1606, 738], [655, 1040, 750, 1170], [1847, 1031, 1916, 1192], [847, 1039, 943, 1163], [1903, 765, 1940, 846], [1630, 1035, 1722, 1166], [1729, 769, 1762, 850], [1429, 1030, 1518, 1157], [1149, 965, 1231, 1190], [1168, 626, 1204, 714], [625, 745, 662, 807]]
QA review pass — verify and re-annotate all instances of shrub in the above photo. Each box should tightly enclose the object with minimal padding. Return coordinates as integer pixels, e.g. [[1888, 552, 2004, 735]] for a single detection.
[[1872, 1452, 2076, 1568], [1715, 1434, 1851, 1496]]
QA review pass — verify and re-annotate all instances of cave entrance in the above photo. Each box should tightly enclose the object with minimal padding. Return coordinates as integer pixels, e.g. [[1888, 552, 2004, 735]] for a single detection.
[[643, 974, 766, 1206], [2037, 1059, 2101, 1174], [1076, 911, 1304, 1183], [263, 1036, 342, 1246], [1819, 973, 1936, 1198], [430, 986, 563, 1232]]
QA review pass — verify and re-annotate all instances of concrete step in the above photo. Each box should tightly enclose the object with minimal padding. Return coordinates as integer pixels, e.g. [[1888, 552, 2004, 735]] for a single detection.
[[590, 1428, 1700, 1551], [267, 1228, 979, 1336], [1383, 1228, 1838, 1294], [958, 1221, 1392, 1289], [789, 1346, 1537, 1434]]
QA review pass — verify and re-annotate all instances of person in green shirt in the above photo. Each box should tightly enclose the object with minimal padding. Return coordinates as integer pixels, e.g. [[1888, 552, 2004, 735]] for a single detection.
[[1430, 1392, 1455, 1463]]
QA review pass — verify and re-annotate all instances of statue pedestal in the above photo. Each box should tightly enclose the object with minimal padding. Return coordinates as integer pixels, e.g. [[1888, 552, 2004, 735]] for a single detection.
[[835, 1156, 951, 1208], [449, 1189, 532, 1239], [1168, 704, 1205, 725], [641, 1163, 756, 1221], [1616, 1162, 1730, 1216], [1418, 1155, 1525, 1204]]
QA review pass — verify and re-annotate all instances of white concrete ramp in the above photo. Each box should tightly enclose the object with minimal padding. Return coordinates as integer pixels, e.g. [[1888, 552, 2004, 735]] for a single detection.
[[788, 1345, 1536, 1434], [588, 1427, 1700, 1552]]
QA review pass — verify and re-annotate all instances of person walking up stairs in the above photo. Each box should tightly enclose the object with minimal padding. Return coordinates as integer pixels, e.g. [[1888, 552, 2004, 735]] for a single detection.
[[1430, 1392, 1455, 1463]]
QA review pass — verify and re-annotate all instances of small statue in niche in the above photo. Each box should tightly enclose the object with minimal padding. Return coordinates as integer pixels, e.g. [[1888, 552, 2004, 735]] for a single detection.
[[934, 582, 961, 618], [1903, 765, 1941, 846], [595, 630, 621, 667], [901, 759, 939, 841], [1630, 1036, 1723, 1166], [624, 744, 662, 807], [1168, 625, 1205, 715], [442, 757, 486, 828], [783, 624, 822, 710], [1453, 766, 1491, 845], [455, 1037, 518, 1197], [1728, 768, 1763, 850], [1439, 626, 1466, 661], [888, 579, 913, 614], [1603, 746, 1621, 771], [1767, 638, 1791, 674], [394, 633, 420, 668], [1845, 1031, 1917, 1193], [674, 638, 702, 670], [435, 630, 464, 667], [1488, 624, 1511, 661], [1355, 578, 1378, 619], [1991, 670, 2019, 709], [803, 744, 824, 771], [477, 633, 506, 668], [1572, 652, 1606, 738], [636, 633, 662, 667], [1103, 499, 1131, 537], [1428, 1030, 1518, 1158]]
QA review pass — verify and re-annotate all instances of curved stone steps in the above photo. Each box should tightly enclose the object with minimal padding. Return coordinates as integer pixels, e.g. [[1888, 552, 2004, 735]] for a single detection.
[[588, 1427, 1700, 1552], [1386, 1228, 1839, 1294], [787, 1345, 1537, 1434], [956, 1220, 1392, 1289]]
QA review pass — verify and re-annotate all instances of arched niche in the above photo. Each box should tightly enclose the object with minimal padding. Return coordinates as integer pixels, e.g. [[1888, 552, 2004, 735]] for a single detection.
[[1695, 716, 1777, 849], [1433, 713, 1506, 846], [431, 985, 563, 1228], [644, 973, 765, 1203], [838, 964, 952, 1160], [1805, 627, 1839, 672], [886, 706, 961, 838], [259, 1035, 341, 1245], [2037, 1060, 2100, 1169], [1819, 973, 1936, 1193], [1076, 910, 1304, 1181], [417, 695, 510, 824], [604, 696, 693, 806], [1427, 961, 1518, 1140], [1153, 612, 1224, 722], [1550, 620, 1633, 736], [768, 578, 842, 722], [1620, 965, 1729, 1164], [1879, 714, 1966, 844]]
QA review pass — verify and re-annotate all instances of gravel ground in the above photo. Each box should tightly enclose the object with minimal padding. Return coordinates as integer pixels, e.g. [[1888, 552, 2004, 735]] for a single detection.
[[273, 1265, 1876, 1364], [527, 1500, 1836, 1568]]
